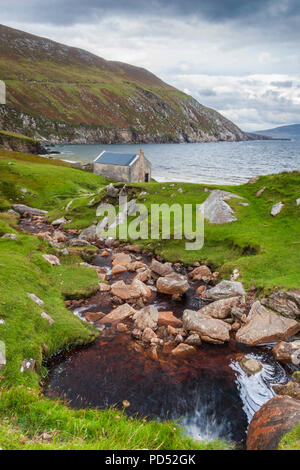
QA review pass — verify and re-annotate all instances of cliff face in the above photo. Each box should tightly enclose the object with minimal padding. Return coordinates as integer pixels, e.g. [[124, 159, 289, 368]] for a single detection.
[[0, 24, 259, 144]]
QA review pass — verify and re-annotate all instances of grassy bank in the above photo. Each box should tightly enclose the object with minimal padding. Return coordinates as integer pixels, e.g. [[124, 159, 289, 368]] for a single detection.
[[0, 149, 226, 450]]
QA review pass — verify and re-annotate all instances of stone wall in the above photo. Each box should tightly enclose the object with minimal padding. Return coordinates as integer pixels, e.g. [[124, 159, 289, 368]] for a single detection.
[[130, 155, 152, 182], [94, 162, 130, 182]]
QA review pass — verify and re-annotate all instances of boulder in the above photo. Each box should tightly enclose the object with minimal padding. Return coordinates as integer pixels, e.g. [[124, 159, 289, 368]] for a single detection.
[[272, 340, 300, 364], [112, 264, 128, 275], [205, 280, 246, 301], [79, 225, 97, 241], [12, 204, 48, 216], [98, 304, 136, 325], [150, 260, 174, 277], [182, 309, 231, 344], [158, 311, 183, 328], [171, 343, 196, 357], [106, 183, 119, 197], [142, 327, 157, 343], [273, 380, 300, 401], [68, 238, 90, 247], [99, 282, 111, 292], [112, 252, 132, 266], [239, 357, 262, 376], [0, 341, 6, 369], [262, 290, 300, 319], [271, 202, 284, 216], [201, 190, 242, 224], [247, 396, 300, 450], [185, 334, 202, 346], [131, 279, 152, 302], [156, 272, 189, 296], [199, 296, 241, 319], [111, 280, 141, 300], [84, 312, 105, 323], [1, 233, 18, 240], [42, 254, 61, 266], [133, 305, 158, 331], [189, 265, 212, 281], [236, 301, 300, 346], [134, 268, 151, 283]]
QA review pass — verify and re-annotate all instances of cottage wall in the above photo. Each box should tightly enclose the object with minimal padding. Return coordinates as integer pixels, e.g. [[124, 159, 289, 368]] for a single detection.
[[93, 163, 130, 182], [129, 155, 151, 182]]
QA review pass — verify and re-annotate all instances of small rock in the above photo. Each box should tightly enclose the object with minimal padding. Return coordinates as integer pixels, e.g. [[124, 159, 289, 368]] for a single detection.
[[116, 322, 128, 332], [27, 293, 44, 306], [41, 312, 54, 325], [52, 217, 67, 226], [189, 265, 212, 281], [106, 183, 119, 197], [112, 264, 127, 275], [248, 176, 259, 184], [185, 334, 202, 346], [142, 327, 157, 343], [133, 305, 158, 331], [1, 233, 18, 240], [20, 359, 36, 373], [99, 282, 111, 292], [68, 239, 90, 247], [156, 272, 189, 296], [0, 341, 6, 369], [158, 311, 182, 328], [205, 280, 246, 301], [172, 343, 196, 357], [85, 312, 105, 323], [271, 202, 284, 217], [150, 260, 174, 277], [42, 254, 61, 266], [99, 304, 136, 325], [296, 198, 300, 206], [112, 252, 131, 266], [272, 340, 300, 364], [239, 357, 262, 376], [256, 187, 266, 197], [12, 204, 48, 216]]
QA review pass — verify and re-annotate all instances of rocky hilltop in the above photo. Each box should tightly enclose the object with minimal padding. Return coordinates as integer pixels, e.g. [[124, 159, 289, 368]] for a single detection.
[[0, 24, 264, 144]]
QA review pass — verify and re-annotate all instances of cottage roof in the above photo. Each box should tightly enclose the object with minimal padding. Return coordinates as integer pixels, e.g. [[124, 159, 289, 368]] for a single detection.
[[94, 151, 138, 166]]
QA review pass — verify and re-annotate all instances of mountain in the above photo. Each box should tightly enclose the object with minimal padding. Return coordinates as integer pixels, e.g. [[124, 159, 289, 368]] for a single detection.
[[0, 24, 264, 144], [255, 124, 300, 140]]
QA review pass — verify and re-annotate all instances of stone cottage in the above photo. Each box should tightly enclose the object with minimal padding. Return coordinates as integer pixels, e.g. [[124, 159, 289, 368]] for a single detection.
[[93, 150, 151, 183]]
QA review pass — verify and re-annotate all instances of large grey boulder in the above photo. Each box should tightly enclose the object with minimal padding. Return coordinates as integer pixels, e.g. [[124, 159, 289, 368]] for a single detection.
[[236, 301, 300, 346], [106, 183, 119, 198], [205, 280, 246, 301], [12, 204, 48, 216], [201, 190, 242, 224], [199, 296, 241, 319], [262, 290, 300, 319], [182, 309, 231, 344]]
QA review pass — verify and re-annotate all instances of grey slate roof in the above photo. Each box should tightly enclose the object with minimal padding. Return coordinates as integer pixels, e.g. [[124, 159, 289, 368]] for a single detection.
[[94, 151, 137, 166]]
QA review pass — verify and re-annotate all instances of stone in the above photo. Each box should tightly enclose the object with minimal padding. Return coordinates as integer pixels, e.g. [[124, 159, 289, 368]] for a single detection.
[[199, 296, 241, 319], [106, 183, 119, 197], [247, 396, 300, 450], [162, 341, 176, 354], [239, 357, 262, 376], [101, 250, 109, 257], [158, 311, 183, 328], [42, 254, 61, 266], [131, 279, 152, 302], [248, 176, 260, 184], [79, 225, 97, 241], [12, 204, 48, 216], [142, 327, 157, 343], [185, 334, 202, 346], [21, 359, 36, 373], [205, 281, 246, 301], [111, 280, 141, 300], [272, 340, 300, 364], [127, 261, 147, 271], [296, 198, 300, 206], [262, 290, 300, 319], [273, 381, 300, 401], [236, 301, 300, 346], [171, 343, 196, 357], [182, 309, 231, 344], [156, 272, 189, 296], [112, 264, 127, 275], [112, 252, 132, 266], [190, 265, 212, 281], [230, 268, 240, 281], [116, 323, 128, 332], [292, 371, 300, 384], [0, 319, 5, 325], [1, 233, 18, 239], [271, 201, 284, 216], [8, 209, 20, 217], [256, 187, 266, 197], [196, 285, 206, 296], [104, 237, 115, 248], [150, 260, 174, 277], [41, 312, 54, 325], [85, 312, 105, 323], [131, 328, 142, 339], [134, 268, 151, 283], [99, 304, 136, 325], [27, 292, 44, 306], [231, 306, 246, 321], [201, 190, 242, 224], [52, 217, 67, 226], [0, 341, 6, 369], [133, 305, 158, 331], [68, 238, 90, 247]]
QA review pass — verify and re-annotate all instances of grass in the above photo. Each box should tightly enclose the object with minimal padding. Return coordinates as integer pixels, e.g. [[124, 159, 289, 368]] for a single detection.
[[279, 423, 300, 451], [0, 149, 227, 450]]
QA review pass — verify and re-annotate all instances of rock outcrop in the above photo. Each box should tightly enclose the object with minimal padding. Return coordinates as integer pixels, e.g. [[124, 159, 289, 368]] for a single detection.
[[247, 396, 300, 450], [201, 190, 243, 224]]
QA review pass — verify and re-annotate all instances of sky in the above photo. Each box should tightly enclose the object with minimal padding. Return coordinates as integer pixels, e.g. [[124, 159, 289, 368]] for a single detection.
[[1, 0, 300, 131]]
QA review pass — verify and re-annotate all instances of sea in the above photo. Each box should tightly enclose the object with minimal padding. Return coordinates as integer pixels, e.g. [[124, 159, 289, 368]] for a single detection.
[[51, 139, 300, 186]]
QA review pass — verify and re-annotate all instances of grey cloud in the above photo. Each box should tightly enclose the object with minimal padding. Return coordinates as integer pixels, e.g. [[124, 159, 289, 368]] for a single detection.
[[270, 81, 293, 88]]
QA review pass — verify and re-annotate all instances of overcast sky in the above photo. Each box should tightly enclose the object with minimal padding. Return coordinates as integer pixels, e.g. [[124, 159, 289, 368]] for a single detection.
[[1, 0, 300, 131]]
